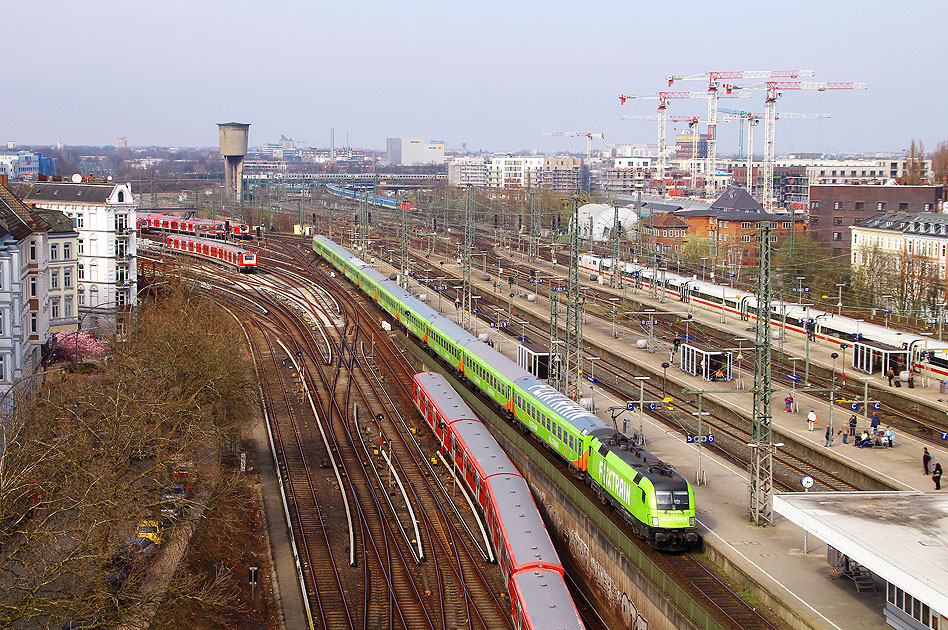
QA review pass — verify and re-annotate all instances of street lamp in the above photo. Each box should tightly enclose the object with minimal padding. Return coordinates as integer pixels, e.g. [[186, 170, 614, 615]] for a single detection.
[[835, 282, 846, 316], [839, 343, 849, 387], [831, 351, 839, 389], [661, 362, 670, 399]]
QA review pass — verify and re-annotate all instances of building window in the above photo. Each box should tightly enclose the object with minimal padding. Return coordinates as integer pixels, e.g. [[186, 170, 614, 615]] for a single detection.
[[855, 202, 864, 210], [64, 268, 72, 288], [0, 355, 4, 382], [877, 202, 886, 211], [29, 276, 36, 298], [833, 232, 843, 241], [29, 241, 36, 261], [117, 291, 128, 307], [810, 216, 820, 225], [78, 239, 84, 255], [833, 217, 843, 226], [65, 295, 73, 318], [78, 291, 85, 306], [741, 222, 752, 229], [51, 298, 60, 319], [78, 265, 84, 280], [116, 239, 127, 258], [925, 203, 933, 212], [115, 214, 128, 231], [741, 235, 751, 242], [834, 201, 842, 210], [810, 201, 820, 210], [50, 270, 59, 290], [116, 265, 128, 285], [30, 313, 36, 334], [50, 244, 58, 260], [0, 312, 3, 335], [74, 214, 84, 228], [64, 242, 72, 259], [782, 222, 792, 229], [899, 202, 909, 211]]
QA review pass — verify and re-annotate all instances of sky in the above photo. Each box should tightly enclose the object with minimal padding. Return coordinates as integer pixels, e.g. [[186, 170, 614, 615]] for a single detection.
[[3, 0, 946, 156]]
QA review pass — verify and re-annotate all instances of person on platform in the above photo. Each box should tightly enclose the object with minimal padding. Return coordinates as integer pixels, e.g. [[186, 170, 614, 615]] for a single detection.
[[857, 430, 871, 448], [825, 425, 834, 447], [714, 367, 725, 382], [934, 463, 943, 490], [885, 426, 895, 448], [870, 413, 881, 434], [807, 409, 817, 431], [848, 415, 858, 437], [785, 394, 794, 413], [923, 447, 933, 474], [886, 367, 895, 386]]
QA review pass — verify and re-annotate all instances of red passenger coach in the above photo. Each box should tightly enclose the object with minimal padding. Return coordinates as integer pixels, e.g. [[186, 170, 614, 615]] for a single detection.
[[165, 235, 257, 272], [139, 213, 251, 239], [412, 372, 586, 630]]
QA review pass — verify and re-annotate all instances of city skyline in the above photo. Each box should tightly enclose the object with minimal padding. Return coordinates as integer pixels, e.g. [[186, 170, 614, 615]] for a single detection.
[[3, 0, 946, 155]]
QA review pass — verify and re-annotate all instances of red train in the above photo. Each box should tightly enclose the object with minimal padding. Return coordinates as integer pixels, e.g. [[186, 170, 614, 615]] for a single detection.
[[413, 372, 585, 630], [165, 235, 257, 272], [139, 212, 251, 239]]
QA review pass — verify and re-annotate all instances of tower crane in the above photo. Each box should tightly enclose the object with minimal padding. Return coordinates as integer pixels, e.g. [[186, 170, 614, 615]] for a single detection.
[[540, 131, 605, 160], [667, 70, 816, 198], [752, 81, 867, 211], [719, 109, 831, 195], [619, 90, 748, 191]]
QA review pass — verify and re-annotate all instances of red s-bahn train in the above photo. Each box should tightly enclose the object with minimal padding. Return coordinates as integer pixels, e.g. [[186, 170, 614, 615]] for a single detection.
[[165, 235, 257, 272], [139, 212, 251, 239], [413, 371, 585, 630]]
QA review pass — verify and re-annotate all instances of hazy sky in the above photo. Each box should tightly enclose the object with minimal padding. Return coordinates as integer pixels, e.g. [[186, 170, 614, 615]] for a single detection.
[[3, 1, 945, 156]]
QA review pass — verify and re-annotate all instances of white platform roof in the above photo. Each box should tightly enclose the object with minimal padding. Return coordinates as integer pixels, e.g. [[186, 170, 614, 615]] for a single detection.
[[774, 491, 948, 614]]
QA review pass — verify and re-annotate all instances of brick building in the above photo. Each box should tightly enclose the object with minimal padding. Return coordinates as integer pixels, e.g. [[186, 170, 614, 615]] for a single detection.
[[640, 212, 690, 260], [808, 184, 943, 257]]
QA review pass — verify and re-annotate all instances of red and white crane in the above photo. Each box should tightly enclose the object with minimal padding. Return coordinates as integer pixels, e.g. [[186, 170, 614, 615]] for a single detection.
[[667, 70, 816, 198], [540, 131, 605, 160], [754, 81, 867, 210], [720, 110, 831, 195], [619, 90, 748, 188]]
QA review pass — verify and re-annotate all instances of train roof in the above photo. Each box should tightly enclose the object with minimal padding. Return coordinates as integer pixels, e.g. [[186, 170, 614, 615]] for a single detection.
[[377, 278, 442, 321], [166, 234, 253, 256], [427, 314, 480, 346], [513, 376, 611, 435], [317, 236, 373, 270], [487, 474, 560, 569], [451, 420, 521, 478], [413, 372, 479, 426], [141, 212, 247, 228], [462, 341, 533, 382], [510, 569, 585, 630], [590, 432, 690, 491]]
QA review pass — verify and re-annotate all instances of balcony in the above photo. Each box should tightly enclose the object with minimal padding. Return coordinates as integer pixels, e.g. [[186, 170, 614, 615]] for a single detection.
[[115, 226, 133, 236]]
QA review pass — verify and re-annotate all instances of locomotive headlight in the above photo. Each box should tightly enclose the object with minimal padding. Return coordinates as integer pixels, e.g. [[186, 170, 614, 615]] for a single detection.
[[690, 517, 695, 527], [652, 517, 659, 527]]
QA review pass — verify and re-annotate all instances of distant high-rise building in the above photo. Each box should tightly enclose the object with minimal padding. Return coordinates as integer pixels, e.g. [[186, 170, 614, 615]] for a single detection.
[[116, 137, 128, 150], [386, 138, 445, 166]]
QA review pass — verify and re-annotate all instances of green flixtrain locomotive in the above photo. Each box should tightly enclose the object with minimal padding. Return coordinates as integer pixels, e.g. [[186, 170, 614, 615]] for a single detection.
[[314, 235, 698, 549]]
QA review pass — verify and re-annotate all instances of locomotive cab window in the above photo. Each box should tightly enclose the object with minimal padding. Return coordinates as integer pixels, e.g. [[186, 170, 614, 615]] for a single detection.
[[656, 490, 690, 510]]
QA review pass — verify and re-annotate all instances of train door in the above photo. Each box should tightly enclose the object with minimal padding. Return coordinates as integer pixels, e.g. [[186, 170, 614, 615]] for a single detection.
[[679, 281, 689, 302]]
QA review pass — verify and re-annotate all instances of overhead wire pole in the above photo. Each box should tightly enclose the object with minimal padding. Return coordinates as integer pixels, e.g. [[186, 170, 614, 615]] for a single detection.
[[550, 291, 561, 392], [400, 195, 409, 288], [529, 186, 541, 262], [564, 195, 583, 399], [750, 221, 774, 526], [610, 199, 621, 289], [462, 185, 475, 329]]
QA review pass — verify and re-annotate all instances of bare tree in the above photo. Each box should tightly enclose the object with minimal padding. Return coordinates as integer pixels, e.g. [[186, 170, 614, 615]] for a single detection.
[[901, 139, 927, 185]]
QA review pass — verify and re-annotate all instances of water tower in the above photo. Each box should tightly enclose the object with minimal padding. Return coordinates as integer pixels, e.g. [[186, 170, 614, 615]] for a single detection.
[[218, 122, 250, 200]]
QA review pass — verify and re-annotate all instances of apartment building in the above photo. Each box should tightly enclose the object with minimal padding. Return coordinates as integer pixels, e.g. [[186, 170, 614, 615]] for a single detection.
[[35, 210, 79, 336], [447, 156, 488, 187], [11, 181, 137, 326], [809, 184, 942, 257]]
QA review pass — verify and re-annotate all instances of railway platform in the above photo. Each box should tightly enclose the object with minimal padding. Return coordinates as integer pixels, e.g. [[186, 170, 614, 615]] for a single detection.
[[383, 254, 946, 630]]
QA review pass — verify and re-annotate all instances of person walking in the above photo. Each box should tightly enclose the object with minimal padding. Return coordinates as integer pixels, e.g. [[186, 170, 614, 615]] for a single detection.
[[825, 425, 834, 447], [807, 409, 817, 431], [848, 415, 858, 437], [785, 394, 794, 413], [886, 367, 895, 386], [934, 463, 943, 490], [871, 413, 881, 434], [923, 447, 933, 475]]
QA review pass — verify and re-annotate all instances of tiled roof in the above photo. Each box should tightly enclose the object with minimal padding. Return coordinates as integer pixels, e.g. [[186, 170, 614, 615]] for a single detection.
[[0, 184, 48, 240], [856, 212, 948, 235], [710, 186, 763, 212], [10, 181, 115, 204], [35, 210, 77, 234]]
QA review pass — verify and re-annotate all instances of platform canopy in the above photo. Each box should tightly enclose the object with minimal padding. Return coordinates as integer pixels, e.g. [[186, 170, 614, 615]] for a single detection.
[[774, 491, 948, 614]]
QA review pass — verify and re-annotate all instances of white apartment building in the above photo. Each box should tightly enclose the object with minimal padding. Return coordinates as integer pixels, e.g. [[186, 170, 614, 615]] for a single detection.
[[851, 212, 948, 279], [487, 156, 545, 189], [35, 210, 79, 336], [0, 184, 51, 392], [11, 182, 137, 327], [447, 156, 488, 187], [775, 158, 932, 185]]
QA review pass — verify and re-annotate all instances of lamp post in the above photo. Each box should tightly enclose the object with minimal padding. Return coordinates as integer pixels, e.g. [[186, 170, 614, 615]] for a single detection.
[[609, 297, 620, 339], [836, 282, 846, 316], [661, 362, 670, 399], [831, 351, 839, 389], [839, 342, 849, 387]]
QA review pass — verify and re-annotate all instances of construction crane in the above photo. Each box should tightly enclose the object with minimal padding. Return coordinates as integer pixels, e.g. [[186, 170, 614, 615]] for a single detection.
[[619, 90, 749, 193], [541, 131, 605, 160], [719, 109, 831, 194], [753, 81, 867, 211], [667, 70, 816, 198]]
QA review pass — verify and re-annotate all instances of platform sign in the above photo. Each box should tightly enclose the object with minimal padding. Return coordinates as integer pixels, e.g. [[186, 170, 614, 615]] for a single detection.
[[850, 402, 860, 411], [630, 272, 640, 279], [681, 334, 694, 340], [552, 286, 567, 292], [788, 374, 803, 383], [941, 432, 948, 441], [647, 402, 657, 411], [873, 402, 882, 410], [626, 401, 636, 411], [517, 336, 529, 342], [687, 434, 715, 444], [586, 375, 598, 384]]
